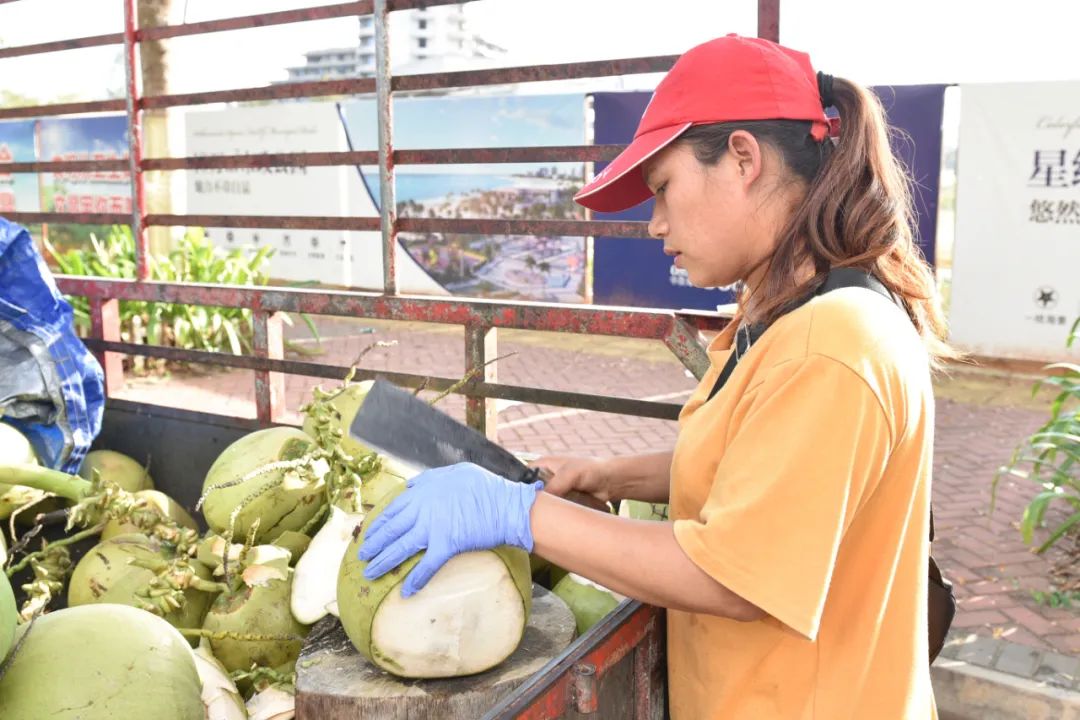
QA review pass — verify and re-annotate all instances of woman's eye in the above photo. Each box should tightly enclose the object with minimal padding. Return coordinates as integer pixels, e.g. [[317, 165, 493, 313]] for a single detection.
[[656, 182, 667, 195]]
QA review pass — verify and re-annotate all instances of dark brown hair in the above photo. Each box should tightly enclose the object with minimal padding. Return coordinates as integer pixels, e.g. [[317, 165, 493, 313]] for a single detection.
[[677, 78, 957, 365]]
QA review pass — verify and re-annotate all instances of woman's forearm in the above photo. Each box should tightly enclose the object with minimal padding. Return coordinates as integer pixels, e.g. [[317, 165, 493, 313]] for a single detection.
[[529, 492, 763, 620], [603, 451, 673, 503]]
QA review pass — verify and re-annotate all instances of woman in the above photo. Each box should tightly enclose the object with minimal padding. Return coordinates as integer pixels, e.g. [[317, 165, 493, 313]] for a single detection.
[[358, 34, 951, 719]]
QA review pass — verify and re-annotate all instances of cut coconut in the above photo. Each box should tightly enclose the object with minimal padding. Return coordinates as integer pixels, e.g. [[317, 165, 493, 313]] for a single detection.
[[246, 685, 295, 720], [337, 485, 532, 678], [192, 640, 248, 720], [202, 544, 310, 675], [67, 533, 217, 634], [101, 488, 198, 541], [291, 453, 418, 626], [371, 551, 528, 678], [0, 604, 204, 719], [78, 449, 154, 492], [552, 573, 625, 635], [271, 530, 312, 565], [291, 505, 364, 624], [201, 427, 327, 544]]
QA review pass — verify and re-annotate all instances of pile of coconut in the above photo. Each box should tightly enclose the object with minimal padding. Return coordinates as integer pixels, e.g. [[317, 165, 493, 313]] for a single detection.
[[0, 373, 654, 719]]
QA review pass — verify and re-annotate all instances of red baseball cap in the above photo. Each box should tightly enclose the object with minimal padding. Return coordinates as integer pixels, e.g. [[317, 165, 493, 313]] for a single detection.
[[574, 34, 832, 213]]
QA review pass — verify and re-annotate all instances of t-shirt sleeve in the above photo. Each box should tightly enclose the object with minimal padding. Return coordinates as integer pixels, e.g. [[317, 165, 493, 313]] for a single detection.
[[673, 353, 893, 641]]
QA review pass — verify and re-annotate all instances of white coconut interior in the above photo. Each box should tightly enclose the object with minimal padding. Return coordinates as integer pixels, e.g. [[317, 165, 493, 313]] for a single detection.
[[291, 506, 363, 624], [371, 550, 524, 678], [246, 686, 296, 720], [191, 644, 247, 720]]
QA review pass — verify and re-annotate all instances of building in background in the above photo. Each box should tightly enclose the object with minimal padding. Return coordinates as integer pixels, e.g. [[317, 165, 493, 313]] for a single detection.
[[277, 5, 505, 84]]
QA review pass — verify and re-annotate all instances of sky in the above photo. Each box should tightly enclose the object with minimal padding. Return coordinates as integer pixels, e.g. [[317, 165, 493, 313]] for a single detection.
[[2, 0, 1080, 103]]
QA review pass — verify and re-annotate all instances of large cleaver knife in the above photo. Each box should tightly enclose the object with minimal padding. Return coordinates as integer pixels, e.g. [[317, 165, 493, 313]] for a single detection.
[[349, 378, 609, 510]]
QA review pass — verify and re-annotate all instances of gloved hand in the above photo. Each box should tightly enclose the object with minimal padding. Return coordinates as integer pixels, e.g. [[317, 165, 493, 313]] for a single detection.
[[358, 462, 543, 597]]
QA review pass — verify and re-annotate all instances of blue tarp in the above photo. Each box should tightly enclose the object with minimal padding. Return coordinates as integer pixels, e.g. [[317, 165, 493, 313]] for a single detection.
[[0, 217, 104, 473]]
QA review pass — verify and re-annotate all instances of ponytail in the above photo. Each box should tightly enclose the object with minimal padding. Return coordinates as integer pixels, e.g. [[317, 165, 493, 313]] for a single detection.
[[678, 78, 959, 367]]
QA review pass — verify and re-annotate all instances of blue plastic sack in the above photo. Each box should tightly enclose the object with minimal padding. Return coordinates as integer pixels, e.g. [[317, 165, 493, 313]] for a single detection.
[[0, 216, 104, 473]]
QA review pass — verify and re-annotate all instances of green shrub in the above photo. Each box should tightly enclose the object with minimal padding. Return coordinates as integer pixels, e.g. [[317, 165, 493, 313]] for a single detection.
[[46, 225, 318, 373], [993, 317, 1080, 555]]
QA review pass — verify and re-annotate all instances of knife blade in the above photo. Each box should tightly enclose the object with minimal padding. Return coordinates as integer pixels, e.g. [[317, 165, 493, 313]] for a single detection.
[[349, 378, 609, 510]]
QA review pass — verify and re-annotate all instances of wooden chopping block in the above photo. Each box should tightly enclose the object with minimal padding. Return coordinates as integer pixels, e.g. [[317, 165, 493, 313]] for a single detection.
[[296, 584, 576, 719]]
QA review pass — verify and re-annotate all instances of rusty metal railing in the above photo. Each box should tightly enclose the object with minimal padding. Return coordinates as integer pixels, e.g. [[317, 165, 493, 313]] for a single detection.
[[1, 2, 782, 716], [0, 0, 783, 433]]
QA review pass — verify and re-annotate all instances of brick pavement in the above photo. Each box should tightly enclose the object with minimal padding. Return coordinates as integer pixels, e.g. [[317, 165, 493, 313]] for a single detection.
[[113, 317, 1079, 656]]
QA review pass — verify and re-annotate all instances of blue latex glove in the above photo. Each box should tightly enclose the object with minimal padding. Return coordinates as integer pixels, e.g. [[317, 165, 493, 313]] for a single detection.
[[358, 462, 543, 597]]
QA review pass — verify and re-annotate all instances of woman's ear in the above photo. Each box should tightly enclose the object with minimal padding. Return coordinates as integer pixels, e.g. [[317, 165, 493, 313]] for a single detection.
[[727, 130, 763, 186]]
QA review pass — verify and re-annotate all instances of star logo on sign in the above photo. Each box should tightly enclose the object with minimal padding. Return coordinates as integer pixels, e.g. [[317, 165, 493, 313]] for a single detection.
[[1034, 287, 1058, 309]]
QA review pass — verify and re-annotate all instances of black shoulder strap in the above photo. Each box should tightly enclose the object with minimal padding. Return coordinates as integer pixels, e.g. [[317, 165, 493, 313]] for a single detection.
[[707, 267, 896, 402], [702, 267, 935, 542]]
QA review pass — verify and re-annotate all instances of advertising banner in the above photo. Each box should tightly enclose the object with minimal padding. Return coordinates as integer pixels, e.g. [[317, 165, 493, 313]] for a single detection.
[[0, 120, 40, 213], [591, 85, 947, 310], [343, 93, 588, 301], [949, 82, 1080, 360]]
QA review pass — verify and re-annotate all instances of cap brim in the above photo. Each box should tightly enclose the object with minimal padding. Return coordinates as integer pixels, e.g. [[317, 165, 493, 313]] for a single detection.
[[574, 122, 693, 213]]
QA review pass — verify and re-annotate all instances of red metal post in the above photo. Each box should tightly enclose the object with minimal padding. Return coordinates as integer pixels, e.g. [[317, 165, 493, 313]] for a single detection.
[[465, 323, 499, 438], [122, 0, 149, 281], [253, 310, 286, 424], [485, 602, 663, 719], [632, 614, 666, 719], [374, 0, 398, 295], [758, 0, 780, 42], [89, 298, 125, 395]]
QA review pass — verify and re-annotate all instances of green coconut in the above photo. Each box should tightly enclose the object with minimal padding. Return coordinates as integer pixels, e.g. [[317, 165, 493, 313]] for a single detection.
[[337, 485, 533, 678], [201, 426, 328, 544], [100, 489, 199, 541], [0, 422, 36, 465], [271, 529, 312, 565], [0, 421, 54, 522], [0, 571, 15, 663], [68, 533, 217, 634], [202, 545, 310, 674], [78, 448, 155, 492], [617, 500, 669, 521], [302, 379, 374, 460], [552, 573, 625, 635], [0, 603, 204, 719], [360, 454, 415, 510]]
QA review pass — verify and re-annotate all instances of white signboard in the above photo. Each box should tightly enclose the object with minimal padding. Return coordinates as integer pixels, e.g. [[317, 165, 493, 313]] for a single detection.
[[183, 102, 441, 293], [949, 82, 1080, 361]]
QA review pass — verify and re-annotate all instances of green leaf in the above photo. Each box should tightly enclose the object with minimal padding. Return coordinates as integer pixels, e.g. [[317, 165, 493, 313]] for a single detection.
[[221, 319, 242, 356], [299, 312, 322, 344]]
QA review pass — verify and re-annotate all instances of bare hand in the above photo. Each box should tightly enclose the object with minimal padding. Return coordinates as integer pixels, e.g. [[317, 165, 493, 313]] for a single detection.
[[531, 455, 612, 506]]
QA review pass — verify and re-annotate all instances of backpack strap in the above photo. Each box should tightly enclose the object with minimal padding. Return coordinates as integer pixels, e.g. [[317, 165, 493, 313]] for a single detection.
[[707, 268, 897, 402]]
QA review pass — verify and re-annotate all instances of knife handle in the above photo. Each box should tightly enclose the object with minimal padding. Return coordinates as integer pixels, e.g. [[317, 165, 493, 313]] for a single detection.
[[530, 465, 612, 513]]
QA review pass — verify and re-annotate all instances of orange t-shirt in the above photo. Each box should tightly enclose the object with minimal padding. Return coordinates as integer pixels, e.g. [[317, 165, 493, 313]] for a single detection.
[[668, 287, 938, 719]]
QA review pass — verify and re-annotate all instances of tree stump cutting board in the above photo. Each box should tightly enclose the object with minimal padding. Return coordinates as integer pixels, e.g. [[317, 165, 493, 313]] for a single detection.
[[296, 584, 576, 719]]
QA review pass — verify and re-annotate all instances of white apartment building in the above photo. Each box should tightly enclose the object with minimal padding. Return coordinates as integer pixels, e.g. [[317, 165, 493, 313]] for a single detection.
[[280, 5, 505, 83]]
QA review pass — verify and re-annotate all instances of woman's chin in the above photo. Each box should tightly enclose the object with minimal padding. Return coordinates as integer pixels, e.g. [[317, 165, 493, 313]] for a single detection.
[[687, 270, 738, 291]]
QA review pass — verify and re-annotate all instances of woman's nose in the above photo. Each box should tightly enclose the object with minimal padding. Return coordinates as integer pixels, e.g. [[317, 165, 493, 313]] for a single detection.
[[648, 210, 668, 240]]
